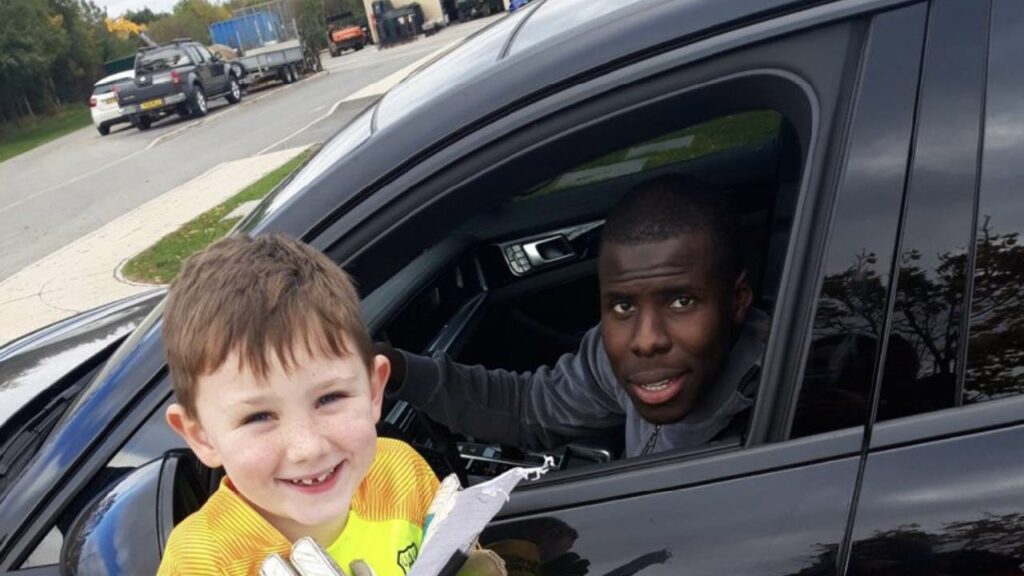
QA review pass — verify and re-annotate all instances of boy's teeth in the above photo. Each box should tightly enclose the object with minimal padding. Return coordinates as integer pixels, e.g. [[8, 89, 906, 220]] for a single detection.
[[290, 466, 335, 486]]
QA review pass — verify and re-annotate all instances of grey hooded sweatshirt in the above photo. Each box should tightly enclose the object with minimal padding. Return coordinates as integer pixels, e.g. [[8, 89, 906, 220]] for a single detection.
[[390, 309, 768, 457]]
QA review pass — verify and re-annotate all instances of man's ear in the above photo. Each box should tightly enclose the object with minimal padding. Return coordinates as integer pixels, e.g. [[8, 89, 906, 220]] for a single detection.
[[732, 270, 754, 326], [166, 403, 222, 469], [369, 354, 391, 423]]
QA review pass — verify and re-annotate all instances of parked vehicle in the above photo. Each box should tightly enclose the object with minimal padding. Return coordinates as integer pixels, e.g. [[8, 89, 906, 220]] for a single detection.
[[209, 1, 316, 86], [116, 39, 242, 130], [89, 70, 135, 136], [3, 1, 1024, 575], [327, 22, 368, 56]]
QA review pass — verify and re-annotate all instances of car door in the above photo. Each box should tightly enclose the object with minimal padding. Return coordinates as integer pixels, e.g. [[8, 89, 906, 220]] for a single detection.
[[185, 45, 216, 94], [196, 45, 228, 94], [315, 4, 926, 575], [846, 1, 1024, 574]]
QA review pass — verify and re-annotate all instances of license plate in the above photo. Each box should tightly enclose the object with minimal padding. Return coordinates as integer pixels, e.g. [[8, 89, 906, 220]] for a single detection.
[[140, 98, 163, 111]]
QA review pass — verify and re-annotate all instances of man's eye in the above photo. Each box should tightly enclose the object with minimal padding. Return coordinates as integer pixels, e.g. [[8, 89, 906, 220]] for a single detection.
[[242, 411, 272, 425], [317, 392, 345, 407], [612, 301, 634, 315], [669, 296, 694, 309]]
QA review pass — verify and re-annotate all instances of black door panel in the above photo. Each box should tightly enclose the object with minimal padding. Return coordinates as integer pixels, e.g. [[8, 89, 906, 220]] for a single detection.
[[485, 455, 860, 576], [849, 425, 1024, 575]]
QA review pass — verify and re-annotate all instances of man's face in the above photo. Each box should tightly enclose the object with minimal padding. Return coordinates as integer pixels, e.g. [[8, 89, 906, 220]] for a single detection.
[[168, 344, 389, 543], [599, 231, 751, 425]]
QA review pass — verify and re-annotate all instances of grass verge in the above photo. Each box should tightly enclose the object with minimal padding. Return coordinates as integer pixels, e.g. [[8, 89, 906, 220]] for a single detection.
[[121, 149, 313, 284], [0, 106, 93, 163]]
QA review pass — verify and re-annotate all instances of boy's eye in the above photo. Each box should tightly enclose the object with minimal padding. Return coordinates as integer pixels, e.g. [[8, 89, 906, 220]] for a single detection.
[[242, 411, 272, 425], [611, 301, 634, 315], [317, 392, 345, 407], [669, 296, 694, 309]]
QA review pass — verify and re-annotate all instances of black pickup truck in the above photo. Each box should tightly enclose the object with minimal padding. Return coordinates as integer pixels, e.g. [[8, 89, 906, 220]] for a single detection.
[[116, 39, 243, 130]]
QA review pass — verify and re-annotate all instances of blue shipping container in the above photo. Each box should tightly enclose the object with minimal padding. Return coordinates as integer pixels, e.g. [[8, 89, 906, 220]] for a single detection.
[[209, 11, 285, 52]]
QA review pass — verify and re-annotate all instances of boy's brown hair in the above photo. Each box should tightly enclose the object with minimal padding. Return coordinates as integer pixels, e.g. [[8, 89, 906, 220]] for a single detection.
[[163, 234, 373, 416]]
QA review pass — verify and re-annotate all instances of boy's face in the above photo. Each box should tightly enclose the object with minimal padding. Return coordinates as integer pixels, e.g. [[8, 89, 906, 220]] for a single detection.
[[599, 231, 752, 425], [167, 344, 389, 543]]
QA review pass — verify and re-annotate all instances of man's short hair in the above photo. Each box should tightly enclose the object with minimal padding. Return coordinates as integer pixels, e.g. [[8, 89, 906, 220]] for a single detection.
[[163, 234, 373, 416], [601, 174, 742, 285]]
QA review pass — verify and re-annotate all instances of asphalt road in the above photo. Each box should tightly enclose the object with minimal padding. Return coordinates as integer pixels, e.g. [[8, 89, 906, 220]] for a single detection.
[[0, 18, 497, 283]]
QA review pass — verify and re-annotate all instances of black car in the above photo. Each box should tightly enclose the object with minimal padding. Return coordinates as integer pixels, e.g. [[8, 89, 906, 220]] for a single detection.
[[3, 0, 1024, 574], [116, 39, 243, 130]]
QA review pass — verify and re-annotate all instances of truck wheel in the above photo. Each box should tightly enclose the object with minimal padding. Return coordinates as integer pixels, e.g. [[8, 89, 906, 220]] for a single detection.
[[225, 76, 242, 104], [97, 124, 110, 136], [189, 85, 208, 117], [134, 115, 152, 130], [279, 66, 293, 84], [176, 104, 190, 118], [355, 42, 364, 51], [289, 65, 300, 83], [329, 46, 339, 57]]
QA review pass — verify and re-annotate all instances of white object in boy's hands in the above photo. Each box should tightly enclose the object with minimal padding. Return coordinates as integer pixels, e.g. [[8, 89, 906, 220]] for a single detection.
[[408, 457, 554, 576]]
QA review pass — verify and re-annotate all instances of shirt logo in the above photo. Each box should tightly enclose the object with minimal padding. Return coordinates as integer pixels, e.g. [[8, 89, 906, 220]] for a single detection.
[[397, 542, 418, 575]]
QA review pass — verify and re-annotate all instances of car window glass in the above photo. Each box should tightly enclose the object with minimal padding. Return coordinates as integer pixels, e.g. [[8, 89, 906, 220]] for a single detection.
[[187, 46, 203, 63], [790, 7, 925, 438], [196, 45, 213, 62], [18, 393, 181, 568], [873, 0, 987, 422], [963, 0, 1024, 402], [508, 0, 654, 56], [519, 111, 781, 198], [137, 47, 188, 71]]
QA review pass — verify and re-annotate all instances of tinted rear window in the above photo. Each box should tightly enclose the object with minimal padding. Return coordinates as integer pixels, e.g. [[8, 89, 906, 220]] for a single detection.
[[137, 48, 189, 72]]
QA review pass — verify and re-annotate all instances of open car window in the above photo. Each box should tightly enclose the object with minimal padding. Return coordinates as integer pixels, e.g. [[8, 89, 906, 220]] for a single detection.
[[358, 98, 802, 483]]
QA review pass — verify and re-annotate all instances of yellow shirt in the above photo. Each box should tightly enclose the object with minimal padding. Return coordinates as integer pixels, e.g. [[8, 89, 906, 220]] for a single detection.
[[158, 438, 439, 576]]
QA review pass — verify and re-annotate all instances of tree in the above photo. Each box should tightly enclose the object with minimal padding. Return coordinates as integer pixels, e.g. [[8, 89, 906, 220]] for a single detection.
[[146, 0, 230, 44], [0, 0, 65, 121], [124, 7, 165, 25]]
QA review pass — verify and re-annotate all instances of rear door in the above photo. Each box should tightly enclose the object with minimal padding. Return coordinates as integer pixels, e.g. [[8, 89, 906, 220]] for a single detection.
[[847, 1, 1024, 573]]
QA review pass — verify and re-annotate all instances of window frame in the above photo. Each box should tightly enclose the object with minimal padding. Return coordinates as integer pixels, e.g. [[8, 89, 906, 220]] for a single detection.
[[313, 13, 876, 511]]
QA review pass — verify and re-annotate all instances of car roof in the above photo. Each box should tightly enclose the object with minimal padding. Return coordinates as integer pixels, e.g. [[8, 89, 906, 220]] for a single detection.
[[93, 69, 135, 87], [251, 0, 817, 233]]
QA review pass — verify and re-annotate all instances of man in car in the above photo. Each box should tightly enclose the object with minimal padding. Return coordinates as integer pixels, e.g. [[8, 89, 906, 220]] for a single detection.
[[380, 174, 768, 457]]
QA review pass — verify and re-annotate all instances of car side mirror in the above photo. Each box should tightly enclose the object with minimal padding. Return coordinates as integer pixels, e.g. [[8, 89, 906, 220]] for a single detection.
[[59, 450, 211, 576]]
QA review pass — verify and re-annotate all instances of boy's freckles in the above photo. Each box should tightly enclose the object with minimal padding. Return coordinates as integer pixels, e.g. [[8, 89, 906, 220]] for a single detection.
[[598, 232, 740, 425], [185, 345, 386, 543]]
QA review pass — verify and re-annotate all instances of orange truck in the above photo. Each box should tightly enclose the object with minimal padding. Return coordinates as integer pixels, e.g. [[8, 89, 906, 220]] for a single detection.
[[327, 23, 368, 56]]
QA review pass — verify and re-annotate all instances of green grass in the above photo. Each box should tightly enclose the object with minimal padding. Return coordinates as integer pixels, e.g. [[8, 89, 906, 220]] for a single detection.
[[0, 106, 93, 163], [122, 149, 313, 284]]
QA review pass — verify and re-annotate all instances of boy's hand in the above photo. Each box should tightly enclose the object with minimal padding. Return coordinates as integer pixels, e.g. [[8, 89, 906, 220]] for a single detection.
[[261, 538, 378, 576], [458, 549, 507, 576]]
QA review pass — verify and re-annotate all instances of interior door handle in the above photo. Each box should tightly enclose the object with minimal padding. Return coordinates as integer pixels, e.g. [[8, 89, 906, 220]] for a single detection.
[[522, 235, 575, 267]]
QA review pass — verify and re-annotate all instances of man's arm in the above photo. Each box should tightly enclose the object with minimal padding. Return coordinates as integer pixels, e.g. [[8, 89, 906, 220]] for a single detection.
[[379, 327, 625, 451]]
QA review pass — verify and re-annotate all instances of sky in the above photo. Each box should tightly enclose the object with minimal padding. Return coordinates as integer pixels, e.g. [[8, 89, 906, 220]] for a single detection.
[[100, 0, 183, 17]]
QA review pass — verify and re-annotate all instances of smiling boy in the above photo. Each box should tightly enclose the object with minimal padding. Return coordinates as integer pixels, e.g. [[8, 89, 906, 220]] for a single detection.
[[158, 234, 439, 576], [381, 175, 767, 457]]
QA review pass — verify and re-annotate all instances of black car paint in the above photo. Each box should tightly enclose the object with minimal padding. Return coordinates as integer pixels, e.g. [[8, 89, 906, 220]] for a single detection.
[[2, 1, 1023, 575]]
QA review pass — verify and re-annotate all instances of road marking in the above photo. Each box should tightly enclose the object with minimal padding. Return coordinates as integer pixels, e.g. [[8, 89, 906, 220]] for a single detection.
[[0, 72, 333, 215], [311, 104, 327, 113], [257, 99, 343, 155]]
